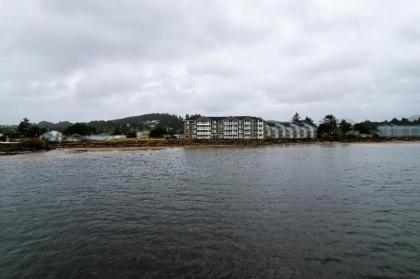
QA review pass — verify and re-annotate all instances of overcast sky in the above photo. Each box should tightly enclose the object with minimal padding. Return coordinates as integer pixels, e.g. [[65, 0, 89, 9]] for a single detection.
[[1, 0, 420, 124]]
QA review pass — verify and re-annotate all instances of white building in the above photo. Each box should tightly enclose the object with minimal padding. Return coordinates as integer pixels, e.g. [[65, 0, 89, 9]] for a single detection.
[[41, 130, 63, 143], [377, 125, 420, 137], [265, 121, 317, 139]]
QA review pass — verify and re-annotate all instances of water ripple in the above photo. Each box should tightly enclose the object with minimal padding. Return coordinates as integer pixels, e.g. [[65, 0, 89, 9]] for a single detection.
[[1, 144, 420, 278]]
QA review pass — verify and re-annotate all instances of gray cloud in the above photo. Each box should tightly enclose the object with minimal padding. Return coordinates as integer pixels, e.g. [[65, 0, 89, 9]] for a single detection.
[[1, 0, 420, 124]]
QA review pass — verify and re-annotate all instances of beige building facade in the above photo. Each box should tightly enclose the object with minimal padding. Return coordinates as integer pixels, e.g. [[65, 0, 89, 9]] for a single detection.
[[184, 116, 264, 139]]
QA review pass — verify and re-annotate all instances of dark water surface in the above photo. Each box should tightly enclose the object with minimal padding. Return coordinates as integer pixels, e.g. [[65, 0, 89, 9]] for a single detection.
[[1, 143, 420, 278]]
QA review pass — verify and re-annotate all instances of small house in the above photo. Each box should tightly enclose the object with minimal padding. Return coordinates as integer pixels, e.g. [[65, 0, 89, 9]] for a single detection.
[[41, 130, 63, 143]]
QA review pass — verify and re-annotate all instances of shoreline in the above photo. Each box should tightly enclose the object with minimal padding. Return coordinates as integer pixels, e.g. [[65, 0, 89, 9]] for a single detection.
[[2, 138, 420, 155]]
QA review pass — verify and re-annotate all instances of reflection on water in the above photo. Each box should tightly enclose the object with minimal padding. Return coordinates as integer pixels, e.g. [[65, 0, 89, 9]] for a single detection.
[[1, 143, 420, 278]]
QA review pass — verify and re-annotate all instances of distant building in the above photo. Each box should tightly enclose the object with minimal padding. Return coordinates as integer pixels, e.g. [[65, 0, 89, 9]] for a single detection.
[[143, 120, 160, 128], [63, 134, 83, 142], [184, 116, 264, 139], [41, 130, 63, 143], [376, 125, 420, 137], [345, 130, 372, 138], [172, 133, 184, 139], [265, 121, 317, 139], [83, 135, 127, 141], [136, 131, 150, 138]]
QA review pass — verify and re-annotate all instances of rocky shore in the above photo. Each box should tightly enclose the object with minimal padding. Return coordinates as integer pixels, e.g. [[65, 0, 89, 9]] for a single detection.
[[2, 137, 420, 155], [56, 137, 420, 149], [0, 142, 51, 155]]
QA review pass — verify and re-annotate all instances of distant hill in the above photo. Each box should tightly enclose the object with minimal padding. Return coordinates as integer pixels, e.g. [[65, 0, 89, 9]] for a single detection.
[[37, 121, 72, 131], [37, 113, 184, 133], [112, 113, 183, 130]]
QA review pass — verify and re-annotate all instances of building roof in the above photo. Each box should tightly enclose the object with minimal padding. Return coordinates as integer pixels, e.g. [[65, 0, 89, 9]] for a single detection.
[[42, 130, 63, 136], [266, 120, 317, 128], [378, 124, 420, 128], [194, 116, 263, 121]]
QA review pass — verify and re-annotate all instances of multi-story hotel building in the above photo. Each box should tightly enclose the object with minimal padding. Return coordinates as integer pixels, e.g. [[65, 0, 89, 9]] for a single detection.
[[376, 124, 420, 137], [265, 121, 317, 139], [184, 116, 264, 139]]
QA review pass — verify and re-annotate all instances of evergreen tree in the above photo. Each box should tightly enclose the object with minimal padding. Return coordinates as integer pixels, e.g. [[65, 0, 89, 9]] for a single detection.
[[292, 113, 301, 124], [65, 123, 96, 135], [18, 118, 31, 136], [318, 114, 338, 140], [304, 116, 314, 125], [339, 120, 352, 136]]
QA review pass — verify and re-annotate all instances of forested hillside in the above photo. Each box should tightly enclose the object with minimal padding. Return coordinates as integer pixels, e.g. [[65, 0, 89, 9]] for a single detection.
[[36, 113, 184, 134]]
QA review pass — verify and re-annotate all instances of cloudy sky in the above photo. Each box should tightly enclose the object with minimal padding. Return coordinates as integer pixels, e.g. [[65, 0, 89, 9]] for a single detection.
[[1, 0, 420, 124]]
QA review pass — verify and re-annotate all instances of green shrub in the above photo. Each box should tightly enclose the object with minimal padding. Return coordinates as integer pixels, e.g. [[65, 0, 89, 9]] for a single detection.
[[149, 127, 167, 138]]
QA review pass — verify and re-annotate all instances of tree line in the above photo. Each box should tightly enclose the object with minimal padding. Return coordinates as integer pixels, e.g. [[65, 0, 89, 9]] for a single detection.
[[2, 113, 420, 141], [0, 113, 184, 140], [291, 112, 420, 141]]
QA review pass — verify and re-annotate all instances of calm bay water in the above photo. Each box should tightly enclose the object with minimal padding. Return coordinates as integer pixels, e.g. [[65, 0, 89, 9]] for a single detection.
[[1, 143, 420, 278]]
